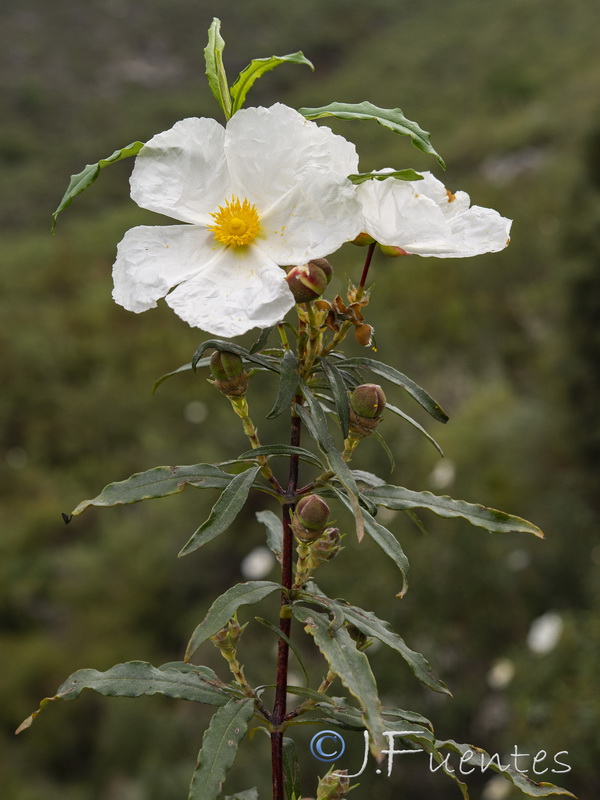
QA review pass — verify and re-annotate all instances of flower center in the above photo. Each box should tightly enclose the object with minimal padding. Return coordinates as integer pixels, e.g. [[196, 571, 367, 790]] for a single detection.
[[208, 196, 261, 247]]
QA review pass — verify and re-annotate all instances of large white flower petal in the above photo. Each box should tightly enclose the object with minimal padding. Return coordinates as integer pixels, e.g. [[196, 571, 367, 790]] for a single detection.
[[165, 244, 295, 337], [112, 224, 223, 312], [358, 170, 512, 258], [130, 118, 230, 224], [259, 174, 362, 264], [224, 104, 359, 211]]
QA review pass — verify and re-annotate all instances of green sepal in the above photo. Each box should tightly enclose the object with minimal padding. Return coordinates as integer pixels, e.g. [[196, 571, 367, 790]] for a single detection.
[[70, 464, 234, 518], [204, 18, 232, 120], [179, 465, 261, 557], [348, 169, 424, 184], [192, 339, 279, 373], [52, 141, 144, 231], [298, 101, 445, 168], [230, 53, 314, 115], [16, 661, 232, 733], [188, 698, 255, 800], [185, 581, 282, 662], [363, 484, 545, 538]]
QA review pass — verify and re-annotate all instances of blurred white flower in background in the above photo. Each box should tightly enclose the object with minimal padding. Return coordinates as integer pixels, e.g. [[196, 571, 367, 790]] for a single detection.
[[240, 546, 275, 580], [527, 611, 564, 654]]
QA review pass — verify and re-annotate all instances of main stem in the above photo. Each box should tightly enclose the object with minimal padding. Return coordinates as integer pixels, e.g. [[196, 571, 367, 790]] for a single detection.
[[271, 404, 302, 800]]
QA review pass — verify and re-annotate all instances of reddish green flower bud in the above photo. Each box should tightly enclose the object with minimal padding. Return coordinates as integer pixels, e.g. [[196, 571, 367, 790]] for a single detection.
[[210, 350, 248, 397], [292, 494, 330, 541], [286, 259, 332, 304], [210, 615, 247, 655], [351, 231, 376, 246], [316, 768, 351, 800], [349, 383, 386, 437], [308, 527, 342, 567]]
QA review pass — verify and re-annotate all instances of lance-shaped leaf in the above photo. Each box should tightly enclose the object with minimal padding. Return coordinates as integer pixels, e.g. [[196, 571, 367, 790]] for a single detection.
[[282, 737, 302, 800], [267, 350, 300, 419], [70, 464, 234, 518], [332, 600, 450, 696], [16, 661, 231, 733], [240, 445, 323, 469], [434, 740, 576, 798], [256, 509, 283, 561], [298, 387, 364, 542], [339, 357, 448, 423], [362, 509, 409, 598], [225, 791, 259, 800], [298, 101, 445, 168], [231, 53, 314, 114], [386, 401, 444, 457], [204, 18, 232, 120], [192, 339, 279, 373], [188, 698, 255, 800], [185, 581, 281, 661], [179, 465, 261, 557], [292, 606, 386, 758], [372, 430, 395, 473], [254, 617, 310, 688], [348, 169, 424, 185], [152, 358, 211, 394], [294, 701, 432, 733], [322, 359, 350, 439], [363, 484, 544, 538], [249, 325, 274, 354], [52, 141, 144, 231]]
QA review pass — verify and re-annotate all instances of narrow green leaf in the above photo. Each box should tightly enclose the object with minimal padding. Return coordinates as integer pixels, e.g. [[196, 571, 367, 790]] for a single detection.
[[293, 588, 345, 634], [292, 606, 386, 758], [72, 464, 234, 516], [230, 53, 314, 114], [298, 101, 445, 168], [322, 359, 350, 439], [362, 509, 409, 598], [52, 141, 144, 231], [254, 617, 310, 688], [333, 601, 450, 695], [282, 737, 302, 800], [298, 387, 364, 542], [435, 740, 576, 797], [348, 169, 424, 184], [256, 509, 283, 561], [185, 581, 281, 661], [179, 465, 261, 557], [192, 339, 278, 373], [152, 358, 211, 394], [267, 350, 300, 419], [386, 402, 444, 456], [240, 444, 323, 469], [339, 357, 449, 423], [204, 18, 232, 120], [188, 698, 255, 800], [224, 790, 259, 800], [351, 470, 386, 488], [294, 702, 432, 734], [372, 430, 395, 473], [249, 326, 274, 354], [363, 484, 545, 538], [16, 661, 230, 733]]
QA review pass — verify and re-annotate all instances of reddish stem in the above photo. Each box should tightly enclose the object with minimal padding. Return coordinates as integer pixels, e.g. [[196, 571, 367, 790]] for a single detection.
[[271, 405, 302, 800], [358, 241, 376, 290]]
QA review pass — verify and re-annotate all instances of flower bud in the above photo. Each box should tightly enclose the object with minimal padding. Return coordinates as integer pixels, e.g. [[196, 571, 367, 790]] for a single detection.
[[292, 494, 330, 541], [349, 383, 386, 438], [210, 615, 247, 656], [351, 231, 376, 247], [286, 259, 332, 304], [316, 768, 350, 800], [378, 244, 409, 257], [308, 527, 342, 567], [210, 350, 248, 397]]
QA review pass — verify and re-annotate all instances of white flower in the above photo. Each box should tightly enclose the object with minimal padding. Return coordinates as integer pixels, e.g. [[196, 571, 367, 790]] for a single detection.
[[113, 104, 361, 336], [356, 170, 512, 257]]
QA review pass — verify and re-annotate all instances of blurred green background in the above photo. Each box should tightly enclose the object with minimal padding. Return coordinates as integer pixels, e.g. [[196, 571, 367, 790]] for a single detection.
[[1, 0, 599, 798]]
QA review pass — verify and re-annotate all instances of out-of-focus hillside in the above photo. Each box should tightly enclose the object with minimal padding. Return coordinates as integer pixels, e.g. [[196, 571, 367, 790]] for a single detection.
[[1, 1, 599, 798]]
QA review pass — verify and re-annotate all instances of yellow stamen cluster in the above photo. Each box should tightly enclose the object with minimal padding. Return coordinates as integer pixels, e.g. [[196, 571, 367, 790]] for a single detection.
[[208, 196, 261, 247]]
